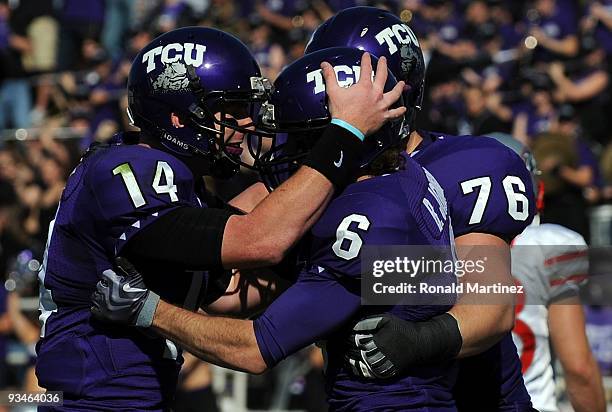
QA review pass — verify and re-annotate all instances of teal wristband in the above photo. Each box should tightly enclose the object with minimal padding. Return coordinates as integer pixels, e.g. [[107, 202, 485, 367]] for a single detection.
[[330, 118, 365, 142]]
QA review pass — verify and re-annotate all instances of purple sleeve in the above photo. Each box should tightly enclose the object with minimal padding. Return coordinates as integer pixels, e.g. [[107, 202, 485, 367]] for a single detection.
[[253, 265, 361, 367]]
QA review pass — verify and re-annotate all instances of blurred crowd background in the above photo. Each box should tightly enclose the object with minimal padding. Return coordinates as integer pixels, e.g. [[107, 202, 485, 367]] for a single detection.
[[0, 0, 611, 411]]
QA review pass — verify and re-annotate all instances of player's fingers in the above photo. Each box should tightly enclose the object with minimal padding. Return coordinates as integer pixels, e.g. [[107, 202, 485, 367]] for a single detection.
[[385, 106, 407, 120], [96, 280, 108, 294], [347, 357, 365, 378], [91, 291, 103, 308], [356, 358, 374, 379], [353, 316, 384, 332], [115, 257, 138, 277], [344, 348, 362, 365], [102, 268, 123, 286], [358, 52, 373, 86], [91, 305, 101, 318], [374, 359, 396, 378], [355, 334, 377, 352], [373, 56, 388, 91], [366, 350, 386, 367], [320, 61, 340, 92], [352, 332, 373, 346], [362, 360, 378, 379], [382, 81, 406, 108]]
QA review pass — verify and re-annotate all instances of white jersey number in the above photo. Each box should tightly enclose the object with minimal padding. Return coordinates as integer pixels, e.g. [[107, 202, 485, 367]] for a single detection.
[[332, 214, 371, 260], [461, 175, 529, 224], [113, 161, 178, 207]]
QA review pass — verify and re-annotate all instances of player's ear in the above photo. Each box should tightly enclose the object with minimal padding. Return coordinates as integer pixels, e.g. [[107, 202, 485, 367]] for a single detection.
[[171, 113, 185, 128]]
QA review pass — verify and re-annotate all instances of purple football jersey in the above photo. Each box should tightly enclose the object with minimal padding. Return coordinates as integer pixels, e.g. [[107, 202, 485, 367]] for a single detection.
[[36, 141, 214, 410], [411, 131, 536, 240], [254, 157, 459, 411], [411, 131, 536, 410]]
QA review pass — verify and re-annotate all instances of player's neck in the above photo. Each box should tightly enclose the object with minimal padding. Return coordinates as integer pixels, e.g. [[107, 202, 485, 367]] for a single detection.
[[356, 175, 373, 182], [405, 130, 423, 154]]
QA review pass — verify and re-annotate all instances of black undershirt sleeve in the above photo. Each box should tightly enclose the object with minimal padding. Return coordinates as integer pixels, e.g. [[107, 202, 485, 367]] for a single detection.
[[123, 206, 235, 271]]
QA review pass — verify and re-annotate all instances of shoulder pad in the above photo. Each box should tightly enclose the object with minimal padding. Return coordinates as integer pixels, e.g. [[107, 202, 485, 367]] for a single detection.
[[414, 135, 535, 239]]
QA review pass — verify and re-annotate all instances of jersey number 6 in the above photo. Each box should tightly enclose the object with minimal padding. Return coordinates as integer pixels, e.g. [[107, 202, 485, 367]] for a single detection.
[[332, 214, 371, 260], [460, 176, 529, 225]]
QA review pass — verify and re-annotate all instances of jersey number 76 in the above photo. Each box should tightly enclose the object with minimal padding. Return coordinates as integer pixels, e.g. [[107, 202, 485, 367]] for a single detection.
[[460, 176, 529, 224]]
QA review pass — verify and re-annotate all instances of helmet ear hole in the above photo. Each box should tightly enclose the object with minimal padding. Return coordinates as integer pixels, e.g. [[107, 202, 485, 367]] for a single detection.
[[170, 113, 186, 129]]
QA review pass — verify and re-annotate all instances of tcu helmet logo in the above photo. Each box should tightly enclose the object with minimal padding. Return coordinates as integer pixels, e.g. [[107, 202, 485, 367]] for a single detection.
[[375, 24, 419, 55], [142, 42, 207, 74], [306, 65, 364, 94]]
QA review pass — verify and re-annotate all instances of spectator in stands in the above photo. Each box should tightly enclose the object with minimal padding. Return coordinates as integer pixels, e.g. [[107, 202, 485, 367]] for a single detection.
[[57, 0, 106, 70], [513, 77, 558, 144], [0, 0, 32, 131], [102, 0, 133, 59], [144, 0, 200, 36], [524, 0, 579, 64], [255, 0, 302, 34], [6, 291, 42, 392], [84, 48, 125, 146], [248, 20, 286, 80], [548, 37, 610, 144], [540, 105, 601, 238], [199, 0, 244, 37], [581, 0, 612, 60], [489, 0, 524, 50], [10, 0, 58, 126], [459, 86, 511, 135], [424, 0, 478, 65], [417, 75, 464, 134]]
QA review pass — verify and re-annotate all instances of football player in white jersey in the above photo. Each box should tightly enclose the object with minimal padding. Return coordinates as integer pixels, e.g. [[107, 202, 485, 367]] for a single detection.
[[490, 133, 605, 412]]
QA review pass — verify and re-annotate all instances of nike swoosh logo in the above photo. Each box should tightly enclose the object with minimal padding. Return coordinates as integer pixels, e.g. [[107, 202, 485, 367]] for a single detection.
[[334, 150, 344, 168], [123, 283, 147, 293]]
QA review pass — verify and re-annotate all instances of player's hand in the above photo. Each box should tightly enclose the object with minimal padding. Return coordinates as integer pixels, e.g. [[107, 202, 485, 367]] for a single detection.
[[344, 315, 400, 379], [345, 313, 462, 380], [321, 52, 406, 137], [91, 257, 160, 328]]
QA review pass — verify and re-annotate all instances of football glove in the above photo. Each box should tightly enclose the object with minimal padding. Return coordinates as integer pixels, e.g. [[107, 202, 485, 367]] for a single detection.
[[91, 257, 160, 328], [345, 313, 462, 380]]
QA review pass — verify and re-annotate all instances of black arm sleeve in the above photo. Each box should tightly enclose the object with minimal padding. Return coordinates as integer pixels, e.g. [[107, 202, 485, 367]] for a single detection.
[[123, 207, 235, 271]]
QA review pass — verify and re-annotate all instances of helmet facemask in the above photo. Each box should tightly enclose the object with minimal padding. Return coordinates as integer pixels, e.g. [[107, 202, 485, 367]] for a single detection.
[[183, 67, 276, 177]]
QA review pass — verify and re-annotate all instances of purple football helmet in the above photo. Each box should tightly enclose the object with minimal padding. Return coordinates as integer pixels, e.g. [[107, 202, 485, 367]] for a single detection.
[[255, 47, 405, 189], [127, 27, 273, 178], [305, 7, 425, 135]]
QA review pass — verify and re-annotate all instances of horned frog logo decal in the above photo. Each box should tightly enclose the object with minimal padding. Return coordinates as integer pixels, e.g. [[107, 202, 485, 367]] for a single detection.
[[400, 44, 420, 77], [152, 62, 190, 92]]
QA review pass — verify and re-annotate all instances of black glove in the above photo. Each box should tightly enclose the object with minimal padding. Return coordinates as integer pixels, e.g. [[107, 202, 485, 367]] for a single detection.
[[91, 257, 160, 328], [345, 313, 462, 379]]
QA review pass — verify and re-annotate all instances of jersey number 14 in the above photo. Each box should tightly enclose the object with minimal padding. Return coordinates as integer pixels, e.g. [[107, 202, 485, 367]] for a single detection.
[[113, 161, 179, 207]]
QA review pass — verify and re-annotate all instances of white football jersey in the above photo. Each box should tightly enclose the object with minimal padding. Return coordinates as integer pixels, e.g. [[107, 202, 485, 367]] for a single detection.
[[511, 223, 588, 412]]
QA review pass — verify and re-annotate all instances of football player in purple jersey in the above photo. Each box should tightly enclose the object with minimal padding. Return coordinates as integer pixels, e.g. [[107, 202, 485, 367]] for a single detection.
[[35, 27, 405, 410], [306, 7, 538, 411], [92, 47, 462, 411]]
